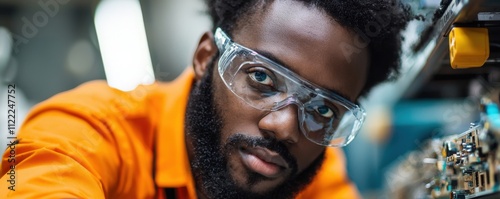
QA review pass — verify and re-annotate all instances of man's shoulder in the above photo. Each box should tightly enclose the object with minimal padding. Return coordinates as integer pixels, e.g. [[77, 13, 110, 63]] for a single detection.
[[29, 80, 172, 121]]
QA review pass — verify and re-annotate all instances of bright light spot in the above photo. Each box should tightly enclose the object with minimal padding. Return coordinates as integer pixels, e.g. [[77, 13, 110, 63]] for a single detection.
[[95, 0, 154, 91]]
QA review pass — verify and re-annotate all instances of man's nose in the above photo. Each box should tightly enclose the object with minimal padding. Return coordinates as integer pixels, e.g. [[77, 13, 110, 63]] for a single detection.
[[258, 105, 300, 144]]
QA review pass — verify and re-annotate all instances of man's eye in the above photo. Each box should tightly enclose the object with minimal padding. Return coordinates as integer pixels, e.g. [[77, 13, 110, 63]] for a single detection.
[[315, 105, 335, 118], [249, 71, 273, 86]]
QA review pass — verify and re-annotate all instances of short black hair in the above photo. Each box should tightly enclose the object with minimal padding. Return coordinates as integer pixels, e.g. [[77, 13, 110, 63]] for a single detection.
[[204, 0, 413, 97]]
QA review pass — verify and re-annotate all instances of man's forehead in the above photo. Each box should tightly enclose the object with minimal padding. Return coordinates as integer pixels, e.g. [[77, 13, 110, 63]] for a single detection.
[[237, 0, 337, 41]]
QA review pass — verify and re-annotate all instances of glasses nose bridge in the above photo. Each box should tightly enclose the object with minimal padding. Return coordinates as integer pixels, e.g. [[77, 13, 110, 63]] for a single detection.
[[271, 94, 304, 111]]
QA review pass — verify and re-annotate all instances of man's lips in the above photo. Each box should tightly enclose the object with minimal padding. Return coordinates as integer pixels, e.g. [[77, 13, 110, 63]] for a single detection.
[[239, 146, 289, 178]]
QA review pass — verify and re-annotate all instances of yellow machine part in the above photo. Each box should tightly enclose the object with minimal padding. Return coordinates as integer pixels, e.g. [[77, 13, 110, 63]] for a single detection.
[[449, 27, 490, 69]]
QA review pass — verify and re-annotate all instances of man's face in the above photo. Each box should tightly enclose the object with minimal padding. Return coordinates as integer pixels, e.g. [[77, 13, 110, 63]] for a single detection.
[[186, 1, 369, 198]]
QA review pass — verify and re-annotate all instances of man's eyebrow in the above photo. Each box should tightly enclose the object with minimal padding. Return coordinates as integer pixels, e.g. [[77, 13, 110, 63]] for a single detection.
[[253, 49, 354, 103]]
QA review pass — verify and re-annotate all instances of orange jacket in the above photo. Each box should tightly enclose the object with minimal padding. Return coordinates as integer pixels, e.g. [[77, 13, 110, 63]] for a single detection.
[[1, 68, 360, 199]]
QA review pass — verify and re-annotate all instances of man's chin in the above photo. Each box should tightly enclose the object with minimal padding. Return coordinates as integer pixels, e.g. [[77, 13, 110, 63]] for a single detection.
[[229, 172, 287, 195]]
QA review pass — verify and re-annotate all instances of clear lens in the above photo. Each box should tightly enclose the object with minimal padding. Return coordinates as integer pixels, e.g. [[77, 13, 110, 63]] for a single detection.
[[302, 108, 363, 146], [215, 27, 365, 147]]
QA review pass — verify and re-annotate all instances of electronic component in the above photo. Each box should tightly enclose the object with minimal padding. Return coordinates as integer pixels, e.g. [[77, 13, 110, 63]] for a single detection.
[[387, 97, 500, 199]]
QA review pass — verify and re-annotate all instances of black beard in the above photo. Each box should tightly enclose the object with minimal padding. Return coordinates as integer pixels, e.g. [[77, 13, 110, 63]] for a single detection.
[[185, 63, 326, 199]]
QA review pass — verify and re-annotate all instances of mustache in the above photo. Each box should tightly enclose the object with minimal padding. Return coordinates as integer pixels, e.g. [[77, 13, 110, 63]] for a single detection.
[[224, 134, 298, 175]]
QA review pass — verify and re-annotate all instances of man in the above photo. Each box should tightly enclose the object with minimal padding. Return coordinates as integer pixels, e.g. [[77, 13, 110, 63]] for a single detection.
[[1, 0, 411, 198]]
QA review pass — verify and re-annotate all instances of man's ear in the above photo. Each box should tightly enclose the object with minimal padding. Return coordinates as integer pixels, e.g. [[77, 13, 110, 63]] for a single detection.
[[192, 31, 217, 81]]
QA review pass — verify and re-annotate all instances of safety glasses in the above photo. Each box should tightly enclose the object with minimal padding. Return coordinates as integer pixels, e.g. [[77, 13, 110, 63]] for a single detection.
[[214, 27, 366, 147]]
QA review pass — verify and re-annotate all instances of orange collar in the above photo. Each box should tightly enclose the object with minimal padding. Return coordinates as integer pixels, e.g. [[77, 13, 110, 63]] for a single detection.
[[155, 67, 196, 198]]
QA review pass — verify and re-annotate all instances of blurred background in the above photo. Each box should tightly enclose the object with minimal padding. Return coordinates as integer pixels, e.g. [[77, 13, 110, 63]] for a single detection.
[[1, 0, 499, 198]]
